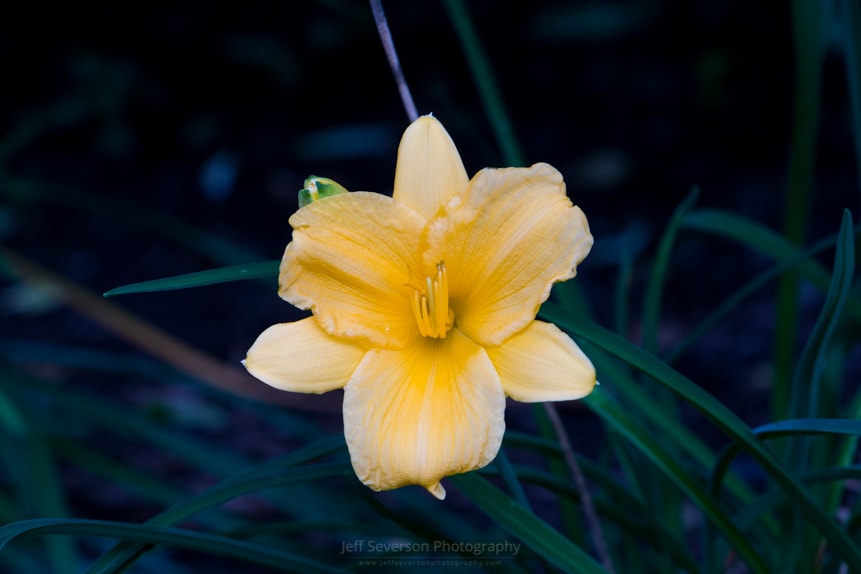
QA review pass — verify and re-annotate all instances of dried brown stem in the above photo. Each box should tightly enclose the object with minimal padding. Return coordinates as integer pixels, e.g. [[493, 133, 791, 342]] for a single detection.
[[370, 0, 418, 122], [543, 401, 615, 572]]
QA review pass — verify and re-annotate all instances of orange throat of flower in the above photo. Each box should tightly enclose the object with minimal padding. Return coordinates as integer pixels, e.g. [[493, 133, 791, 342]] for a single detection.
[[410, 262, 454, 338]]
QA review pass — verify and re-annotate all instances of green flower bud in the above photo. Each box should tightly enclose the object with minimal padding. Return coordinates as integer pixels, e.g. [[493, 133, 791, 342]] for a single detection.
[[298, 176, 349, 208]]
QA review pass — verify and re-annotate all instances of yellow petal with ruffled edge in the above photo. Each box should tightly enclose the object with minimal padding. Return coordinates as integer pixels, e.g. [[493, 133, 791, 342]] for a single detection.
[[243, 317, 366, 393], [422, 162, 593, 347], [281, 192, 426, 349], [485, 321, 595, 402], [393, 115, 469, 221], [343, 328, 505, 499]]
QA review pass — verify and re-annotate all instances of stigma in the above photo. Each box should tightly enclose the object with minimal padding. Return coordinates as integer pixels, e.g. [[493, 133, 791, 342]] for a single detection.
[[410, 262, 453, 338]]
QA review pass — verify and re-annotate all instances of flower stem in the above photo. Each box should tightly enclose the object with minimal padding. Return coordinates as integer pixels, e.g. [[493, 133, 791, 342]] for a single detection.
[[543, 402, 615, 573], [369, 0, 418, 122]]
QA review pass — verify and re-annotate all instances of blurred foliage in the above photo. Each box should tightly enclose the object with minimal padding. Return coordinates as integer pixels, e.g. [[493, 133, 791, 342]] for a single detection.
[[1, 0, 860, 572]]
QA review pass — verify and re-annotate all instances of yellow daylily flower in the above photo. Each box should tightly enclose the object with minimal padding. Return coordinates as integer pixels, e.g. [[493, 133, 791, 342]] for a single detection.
[[244, 115, 595, 500]]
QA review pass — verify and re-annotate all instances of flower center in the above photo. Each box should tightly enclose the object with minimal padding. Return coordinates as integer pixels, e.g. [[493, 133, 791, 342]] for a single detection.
[[410, 262, 454, 338]]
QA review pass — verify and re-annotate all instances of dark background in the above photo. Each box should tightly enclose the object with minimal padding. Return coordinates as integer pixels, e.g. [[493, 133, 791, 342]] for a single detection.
[[0, 0, 856, 545]]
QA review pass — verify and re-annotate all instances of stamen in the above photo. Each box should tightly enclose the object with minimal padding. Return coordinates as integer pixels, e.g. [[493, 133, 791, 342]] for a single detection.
[[411, 290, 429, 337], [409, 261, 452, 339], [435, 262, 448, 334], [425, 276, 435, 326], [420, 294, 432, 333]]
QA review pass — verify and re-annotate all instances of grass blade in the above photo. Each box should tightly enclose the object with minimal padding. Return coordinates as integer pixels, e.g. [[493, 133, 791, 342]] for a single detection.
[[682, 209, 861, 323], [442, 0, 525, 166], [668, 220, 861, 363], [86, 459, 353, 574], [775, 0, 825, 421], [1, 249, 299, 405], [584, 389, 768, 573], [789, 210, 854, 429], [0, 518, 347, 574], [845, 0, 861, 197], [642, 187, 698, 354], [540, 303, 861, 572], [103, 261, 279, 297], [0, 391, 78, 574], [486, 462, 699, 572], [712, 418, 861, 496], [450, 472, 607, 574]]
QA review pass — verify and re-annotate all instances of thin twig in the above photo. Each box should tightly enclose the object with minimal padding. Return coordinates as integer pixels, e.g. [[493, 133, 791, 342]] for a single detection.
[[370, 0, 418, 122], [543, 402, 615, 573]]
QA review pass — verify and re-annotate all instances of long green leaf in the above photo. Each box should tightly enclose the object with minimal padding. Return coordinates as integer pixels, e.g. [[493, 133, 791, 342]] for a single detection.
[[637, 191, 700, 557], [682, 209, 834, 299], [845, 0, 861, 196], [490, 437, 701, 573], [540, 303, 861, 572], [789, 209, 855, 445], [442, 0, 524, 166], [803, 465, 861, 485], [503, 465, 699, 573], [580, 337, 766, 566], [492, 448, 532, 511], [88, 454, 350, 574], [528, 402, 587, 546], [642, 187, 698, 354], [0, 390, 77, 574], [3, 175, 263, 265], [104, 260, 279, 297], [788, 211, 853, 569], [613, 248, 633, 336], [0, 518, 346, 574], [2, 369, 359, 569], [668, 221, 861, 364], [776, 0, 824, 422], [578, 340, 757, 506], [1, 370, 252, 478], [584, 389, 768, 573], [712, 418, 861, 496], [50, 439, 187, 507], [506, 429, 698, 570], [757, 418, 861, 440], [450, 472, 607, 574], [751, 209, 851, 568]]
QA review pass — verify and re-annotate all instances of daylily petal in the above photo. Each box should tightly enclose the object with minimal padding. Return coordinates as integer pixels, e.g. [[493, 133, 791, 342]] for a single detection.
[[486, 321, 595, 402], [393, 115, 469, 221], [423, 162, 593, 346], [282, 192, 425, 348], [243, 317, 365, 393], [343, 328, 505, 499]]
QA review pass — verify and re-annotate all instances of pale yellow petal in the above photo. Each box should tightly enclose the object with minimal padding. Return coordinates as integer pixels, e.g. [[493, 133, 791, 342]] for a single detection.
[[393, 115, 469, 221], [486, 321, 595, 402], [282, 192, 425, 349], [343, 328, 505, 498], [243, 317, 365, 393], [423, 162, 593, 346]]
